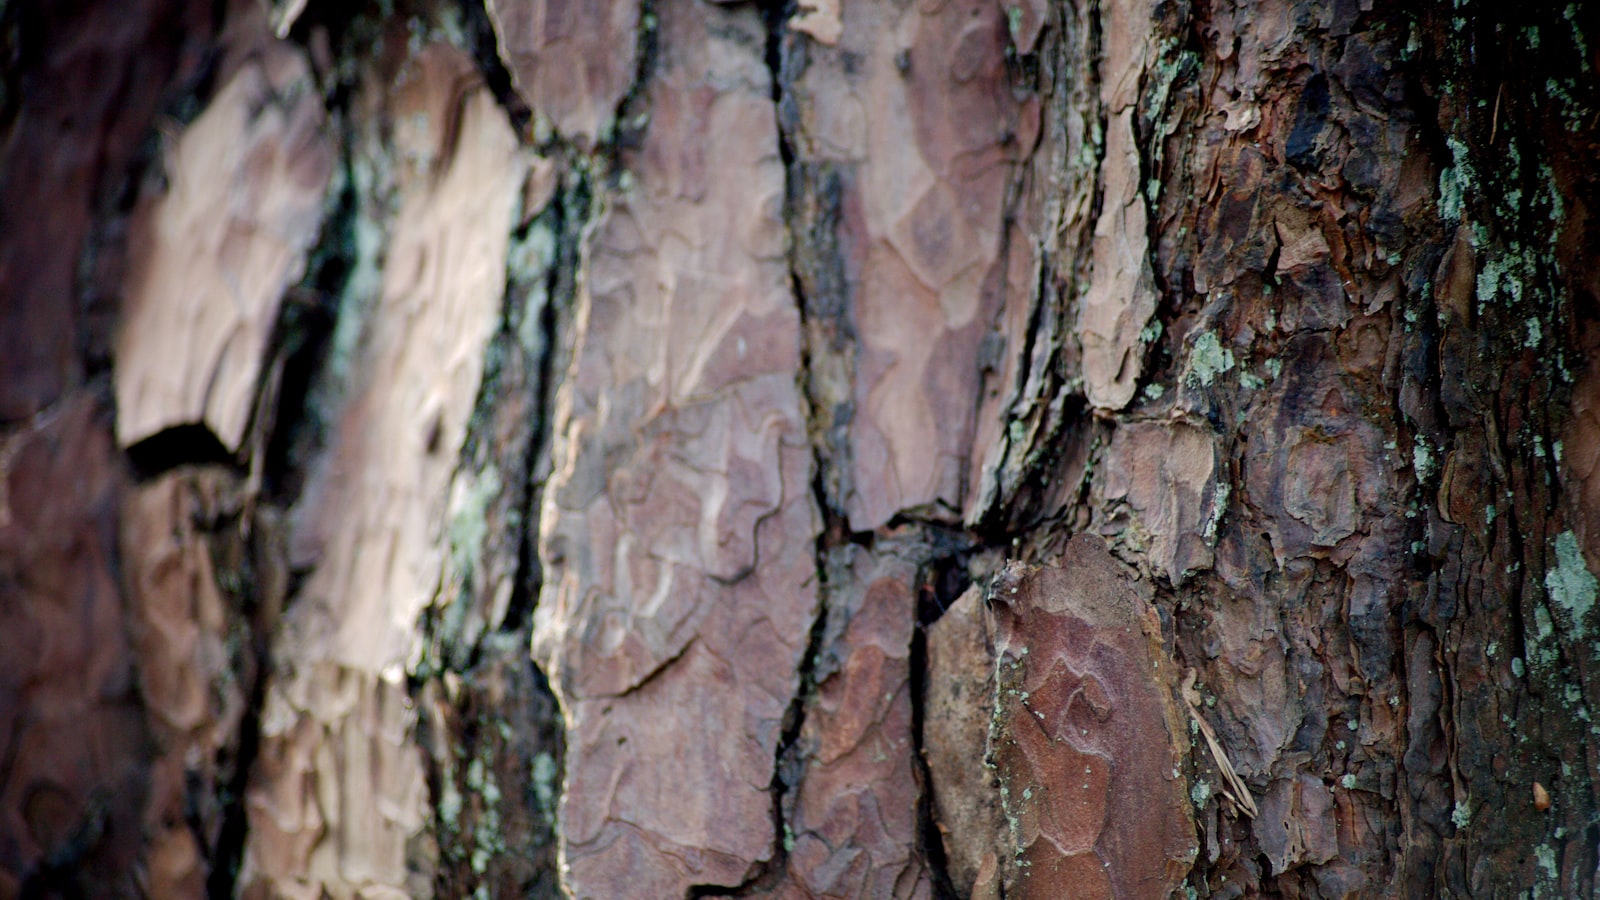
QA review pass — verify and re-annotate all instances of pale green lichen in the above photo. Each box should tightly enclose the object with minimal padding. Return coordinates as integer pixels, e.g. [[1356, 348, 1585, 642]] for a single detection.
[[1566, 3, 1589, 57], [1535, 844, 1559, 881], [1542, 163, 1567, 222], [1545, 530, 1598, 628], [324, 162, 387, 387], [1005, 5, 1023, 43], [1188, 332, 1235, 386], [531, 751, 558, 816], [466, 756, 506, 875], [1438, 137, 1471, 222], [1413, 439, 1435, 480], [1451, 800, 1471, 829], [448, 465, 501, 578], [438, 776, 464, 827], [1512, 657, 1525, 677], [1530, 605, 1558, 674], [1340, 774, 1357, 790], [1204, 480, 1230, 542], [1190, 780, 1212, 807]]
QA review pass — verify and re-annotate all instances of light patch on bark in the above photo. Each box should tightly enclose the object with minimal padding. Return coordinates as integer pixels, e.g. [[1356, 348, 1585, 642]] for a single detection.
[[115, 41, 333, 450], [1077, 0, 1160, 411], [242, 43, 530, 899], [791, 0, 842, 45]]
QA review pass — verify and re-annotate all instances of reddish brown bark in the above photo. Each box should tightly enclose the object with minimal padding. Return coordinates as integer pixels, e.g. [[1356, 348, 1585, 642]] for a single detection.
[[2, 0, 1599, 897]]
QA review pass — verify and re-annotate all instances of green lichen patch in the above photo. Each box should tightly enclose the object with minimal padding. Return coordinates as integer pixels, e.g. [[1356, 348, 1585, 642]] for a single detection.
[[1187, 332, 1235, 387], [447, 464, 501, 580], [1437, 136, 1471, 223], [1545, 530, 1598, 631]]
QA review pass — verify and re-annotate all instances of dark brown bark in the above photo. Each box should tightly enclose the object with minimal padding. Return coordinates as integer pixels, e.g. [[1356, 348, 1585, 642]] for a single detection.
[[2, 0, 1598, 897]]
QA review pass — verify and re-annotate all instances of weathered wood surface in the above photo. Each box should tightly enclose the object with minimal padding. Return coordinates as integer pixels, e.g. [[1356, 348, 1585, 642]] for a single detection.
[[1, 0, 1598, 897]]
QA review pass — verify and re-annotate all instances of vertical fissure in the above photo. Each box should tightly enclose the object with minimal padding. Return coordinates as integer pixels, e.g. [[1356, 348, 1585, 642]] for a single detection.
[[202, 522, 274, 900], [910, 547, 970, 900], [750, 1, 821, 891], [456, 0, 531, 136], [194, 82, 370, 893], [413, 156, 586, 895]]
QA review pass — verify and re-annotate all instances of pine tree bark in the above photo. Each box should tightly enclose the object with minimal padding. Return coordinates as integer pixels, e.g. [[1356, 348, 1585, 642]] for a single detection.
[[2, 0, 1598, 897]]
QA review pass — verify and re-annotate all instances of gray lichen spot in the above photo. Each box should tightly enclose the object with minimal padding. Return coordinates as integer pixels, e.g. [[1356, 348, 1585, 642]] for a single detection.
[[1545, 530, 1598, 630]]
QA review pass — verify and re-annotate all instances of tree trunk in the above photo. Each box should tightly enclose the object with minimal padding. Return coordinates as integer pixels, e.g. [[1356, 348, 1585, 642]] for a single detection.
[[2, 0, 1598, 897]]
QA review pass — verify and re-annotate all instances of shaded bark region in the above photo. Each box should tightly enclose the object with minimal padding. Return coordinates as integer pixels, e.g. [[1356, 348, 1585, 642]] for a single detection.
[[412, 138, 587, 900], [0, 0, 580, 895], [956, 0, 1600, 895], [1408, 2, 1600, 892], [0, 0, 221, 896]]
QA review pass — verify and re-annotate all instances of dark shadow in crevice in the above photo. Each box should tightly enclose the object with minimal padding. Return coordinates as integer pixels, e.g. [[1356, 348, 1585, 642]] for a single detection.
[[124, 424, 239, 480], [455, 0, 532, 136]]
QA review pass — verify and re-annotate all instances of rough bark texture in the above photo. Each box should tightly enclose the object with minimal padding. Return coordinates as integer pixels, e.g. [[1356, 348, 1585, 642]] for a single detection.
[[3, 0, 1600, 897]]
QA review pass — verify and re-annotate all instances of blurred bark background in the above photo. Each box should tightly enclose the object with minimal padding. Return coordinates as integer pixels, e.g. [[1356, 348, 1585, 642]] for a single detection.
[[2, 0, 1599, 896]]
